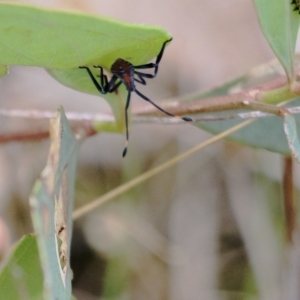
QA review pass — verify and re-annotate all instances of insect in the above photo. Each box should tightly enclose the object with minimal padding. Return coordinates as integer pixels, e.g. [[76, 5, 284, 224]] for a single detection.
[[291, 0, 300, 12], [79, 38, 192, 157]]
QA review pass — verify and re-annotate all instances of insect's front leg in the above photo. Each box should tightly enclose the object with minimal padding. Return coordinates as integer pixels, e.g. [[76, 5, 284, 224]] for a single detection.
[[133, 38, 173, 78], [93, 65, 110, 92], [108, 80, 122, 93], [92, 66, 121, 94], [79, 66, 107, 94]]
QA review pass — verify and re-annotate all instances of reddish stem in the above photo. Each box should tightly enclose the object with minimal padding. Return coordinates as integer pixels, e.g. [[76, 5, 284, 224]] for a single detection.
[[0, 122, 97, 143], [283, 156, 296, 244]]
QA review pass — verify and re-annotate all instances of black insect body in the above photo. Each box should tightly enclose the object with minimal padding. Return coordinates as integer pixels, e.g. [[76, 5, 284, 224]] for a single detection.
[[80, 38, 192, 157], [291, 0, 300, 12]]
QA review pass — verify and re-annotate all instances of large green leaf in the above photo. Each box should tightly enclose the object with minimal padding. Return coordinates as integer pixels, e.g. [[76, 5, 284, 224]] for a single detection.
[[0, 3, 170, 69], [0, 3, 171, 131], [0, 65, 7, 78], [29, 107, 80, 300], [253, 0, 300, 80], [0, 235, 44, 300]]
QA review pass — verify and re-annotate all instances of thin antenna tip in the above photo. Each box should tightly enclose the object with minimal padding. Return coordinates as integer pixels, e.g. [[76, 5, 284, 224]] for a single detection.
[[183, 117, 192, 122], [122, 147, 128, 157]]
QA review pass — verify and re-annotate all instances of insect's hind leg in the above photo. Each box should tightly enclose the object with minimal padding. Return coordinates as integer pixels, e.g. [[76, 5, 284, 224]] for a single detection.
[[135, 89, 192, 122], [108, 80, 122, 93], [122, 92, 132, 157]]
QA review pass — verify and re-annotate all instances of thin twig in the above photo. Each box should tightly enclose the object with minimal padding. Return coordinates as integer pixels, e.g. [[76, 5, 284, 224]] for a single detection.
[[1, 104, 300, 125], [73, 118, 254, 220], [283, 156, 296, 244], [0, 131, 50, 143]]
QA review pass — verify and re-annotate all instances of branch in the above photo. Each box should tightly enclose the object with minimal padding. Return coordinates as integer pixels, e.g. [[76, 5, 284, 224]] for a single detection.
[[2, 59, 300, 143], [133, 77, 296, 118]]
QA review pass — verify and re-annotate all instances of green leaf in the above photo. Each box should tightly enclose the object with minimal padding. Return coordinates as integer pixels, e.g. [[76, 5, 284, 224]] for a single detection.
[[253, 0, 300, 80], [283, 112, 300, 161], [29, 107, 80, 300], [0, 65, 7, 78], [197, 112, 289, 154], [0, 235, 44, 300], [102, 255, 130, 299], [0, 3, 170, 69], [196, 99, 300, 155], [0, 2, 171, 131]]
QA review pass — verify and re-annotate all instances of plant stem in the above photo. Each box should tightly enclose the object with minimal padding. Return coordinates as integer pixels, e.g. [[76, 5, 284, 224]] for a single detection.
[[283, 156, 296, 244], [72, 118, 254, 220]]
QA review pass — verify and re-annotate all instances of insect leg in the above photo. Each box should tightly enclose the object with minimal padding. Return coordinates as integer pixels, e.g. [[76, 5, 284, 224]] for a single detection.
[[156, 38, 173, 65], [79, 66, 107, 94], [134, 63, 157, 70], [108, 80, 122, 93], [93, 66, 109, 89], [135, 89, 192, 122], [133, 72, 147, 85], [133, 38, 173, 77], [122, 92, 132, 157], [134, 70, 158, 80]]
